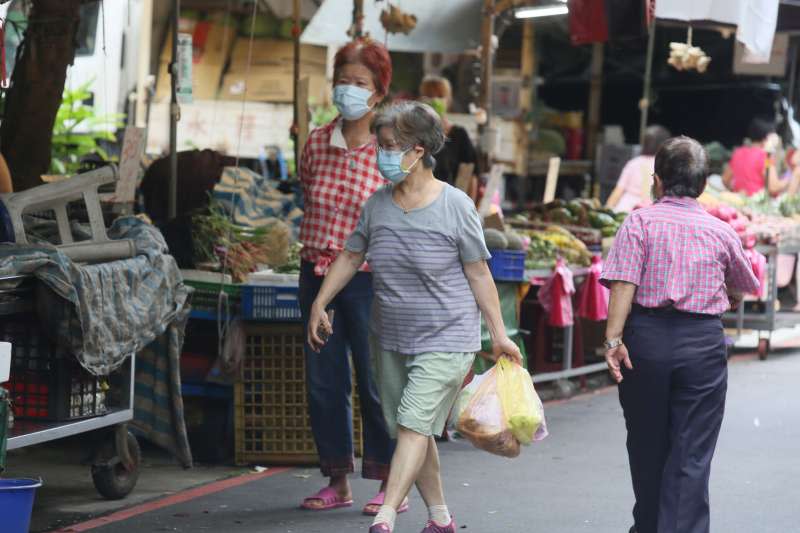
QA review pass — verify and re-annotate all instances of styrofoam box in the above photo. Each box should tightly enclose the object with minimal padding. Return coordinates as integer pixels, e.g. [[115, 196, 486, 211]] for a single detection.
[[0, 342, 10, 383], [246, 272, 300, 288]]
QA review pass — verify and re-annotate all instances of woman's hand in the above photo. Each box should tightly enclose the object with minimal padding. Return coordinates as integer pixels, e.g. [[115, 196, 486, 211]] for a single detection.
[[605, 343, 633, 383], [492, 336, 523, 366], [307, 302, 333, 353]]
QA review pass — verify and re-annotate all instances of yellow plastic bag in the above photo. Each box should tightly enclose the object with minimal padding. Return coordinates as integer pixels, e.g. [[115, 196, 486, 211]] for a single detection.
[[455, 359, 548, 458], [456, 365, 520, 458], [496, 357, 547, 445]]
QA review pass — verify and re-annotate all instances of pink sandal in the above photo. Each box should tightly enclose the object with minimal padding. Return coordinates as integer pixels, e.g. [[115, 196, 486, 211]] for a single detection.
[[362, 491, 410, 516], [300, 486, 354, 511]]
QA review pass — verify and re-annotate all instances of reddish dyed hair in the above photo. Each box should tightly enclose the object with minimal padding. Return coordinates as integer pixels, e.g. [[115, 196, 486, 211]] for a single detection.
[[333, 39, 393, 96]]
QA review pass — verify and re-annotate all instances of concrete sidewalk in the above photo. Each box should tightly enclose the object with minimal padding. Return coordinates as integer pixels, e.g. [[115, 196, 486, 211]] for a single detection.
[[34, 348, 799, 533]]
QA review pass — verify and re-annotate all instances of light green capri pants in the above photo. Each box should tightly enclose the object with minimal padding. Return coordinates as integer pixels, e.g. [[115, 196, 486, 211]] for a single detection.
[[370, 336, 475, 439]]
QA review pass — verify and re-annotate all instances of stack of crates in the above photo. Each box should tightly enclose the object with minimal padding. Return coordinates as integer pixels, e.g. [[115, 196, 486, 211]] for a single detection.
[[234, 323, 363, 465], [0, 317, 107, 421]]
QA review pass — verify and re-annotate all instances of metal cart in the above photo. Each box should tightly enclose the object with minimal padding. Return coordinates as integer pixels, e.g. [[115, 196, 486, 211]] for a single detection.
[[724, 242, 800, 360], [1, 275, 141, 500]]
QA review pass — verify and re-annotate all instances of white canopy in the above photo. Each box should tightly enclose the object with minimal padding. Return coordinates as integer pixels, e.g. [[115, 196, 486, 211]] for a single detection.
[[655, 0, 780, 62], [301, 0, 482, 53]]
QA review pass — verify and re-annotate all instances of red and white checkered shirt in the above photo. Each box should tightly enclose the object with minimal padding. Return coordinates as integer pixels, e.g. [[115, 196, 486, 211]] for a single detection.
[[299, 118, 388, 276], [601, 197, 760, 315]]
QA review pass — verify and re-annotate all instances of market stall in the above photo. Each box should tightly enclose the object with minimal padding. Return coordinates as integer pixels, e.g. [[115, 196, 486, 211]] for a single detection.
[[699, 187, 800, 359]]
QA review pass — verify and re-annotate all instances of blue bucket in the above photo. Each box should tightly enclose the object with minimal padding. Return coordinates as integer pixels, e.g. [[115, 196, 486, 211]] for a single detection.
[[0, 478, 42, 533]]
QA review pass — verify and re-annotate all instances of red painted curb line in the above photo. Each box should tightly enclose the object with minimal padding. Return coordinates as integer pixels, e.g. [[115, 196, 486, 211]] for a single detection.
[[49, 467, 292, 532]]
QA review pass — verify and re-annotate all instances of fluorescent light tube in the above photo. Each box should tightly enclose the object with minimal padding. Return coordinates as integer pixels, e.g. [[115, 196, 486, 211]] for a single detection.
[[515, 5, 569, 19]]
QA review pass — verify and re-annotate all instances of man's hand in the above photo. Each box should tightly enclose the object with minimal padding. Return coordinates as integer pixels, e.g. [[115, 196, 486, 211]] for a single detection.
[[728, 291, 743, 311], [605, 343, 633, 383], [492, 336, 523, 366]]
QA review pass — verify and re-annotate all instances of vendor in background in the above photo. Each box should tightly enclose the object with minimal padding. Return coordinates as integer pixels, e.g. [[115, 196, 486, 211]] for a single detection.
[[723, 117, 800, 197], [418, 76, 478, 187], [606, 125, 671, 213], [0, 153, 13, 193], [298, 39, 402, 517]]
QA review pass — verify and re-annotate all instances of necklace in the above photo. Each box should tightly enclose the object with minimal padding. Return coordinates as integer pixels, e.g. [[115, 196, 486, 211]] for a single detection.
[[395, 194, 410, 214]]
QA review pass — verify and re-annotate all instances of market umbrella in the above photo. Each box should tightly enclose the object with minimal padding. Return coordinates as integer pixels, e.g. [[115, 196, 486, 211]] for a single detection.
[[301, 0, 482, 53]]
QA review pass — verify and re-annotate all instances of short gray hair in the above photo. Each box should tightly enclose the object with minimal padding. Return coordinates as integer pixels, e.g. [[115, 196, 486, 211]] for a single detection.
[[372, 101, 446, 169], [654, 136, 709, 198]]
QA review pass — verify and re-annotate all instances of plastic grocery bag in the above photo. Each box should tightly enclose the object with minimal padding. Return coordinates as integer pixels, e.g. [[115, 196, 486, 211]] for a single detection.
[[456, 359, 547, 458], [537, 258, 576, 327], [576, 255, 610, 322], [495, 358, 548, 445]]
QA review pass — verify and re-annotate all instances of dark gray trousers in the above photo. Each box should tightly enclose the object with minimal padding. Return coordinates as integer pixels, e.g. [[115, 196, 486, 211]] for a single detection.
[[620, 306, 727, 533]]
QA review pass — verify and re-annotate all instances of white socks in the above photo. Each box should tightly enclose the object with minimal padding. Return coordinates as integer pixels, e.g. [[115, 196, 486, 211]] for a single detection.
[[429, 505, 452, 526], [373, 505, 397, 531]]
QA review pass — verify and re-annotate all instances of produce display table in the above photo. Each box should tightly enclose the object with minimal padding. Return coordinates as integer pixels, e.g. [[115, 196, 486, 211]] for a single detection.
[[724, 242, 800, 359], [522, 267, 607, 383]]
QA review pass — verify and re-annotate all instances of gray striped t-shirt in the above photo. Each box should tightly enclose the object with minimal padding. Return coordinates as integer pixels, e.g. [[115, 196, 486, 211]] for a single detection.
[[345, 184, 491, 355]]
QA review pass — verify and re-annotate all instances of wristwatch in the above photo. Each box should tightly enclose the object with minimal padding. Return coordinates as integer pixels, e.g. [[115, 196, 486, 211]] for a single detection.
[[603, 337, 623, 350]]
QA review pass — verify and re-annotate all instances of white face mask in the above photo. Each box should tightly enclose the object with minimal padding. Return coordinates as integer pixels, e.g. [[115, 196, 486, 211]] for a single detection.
[[333, 85, 373, 120]]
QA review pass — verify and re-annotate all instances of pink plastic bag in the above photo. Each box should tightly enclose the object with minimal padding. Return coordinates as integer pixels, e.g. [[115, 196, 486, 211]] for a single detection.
[[745, 248, 767, 298], [576, 255, 609, 321], [537, 258, 576, 327]]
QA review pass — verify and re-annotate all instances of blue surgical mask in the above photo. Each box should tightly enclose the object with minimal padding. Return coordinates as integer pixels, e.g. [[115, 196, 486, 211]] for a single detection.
[[377, 148, 420, 184], [333, 84, 373, 120]]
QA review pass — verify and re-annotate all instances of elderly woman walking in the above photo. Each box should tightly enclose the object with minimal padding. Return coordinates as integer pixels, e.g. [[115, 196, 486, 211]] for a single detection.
[[601, 137, 759, 533], [298, 38, 398, 515], [307, 101, 521, 533]]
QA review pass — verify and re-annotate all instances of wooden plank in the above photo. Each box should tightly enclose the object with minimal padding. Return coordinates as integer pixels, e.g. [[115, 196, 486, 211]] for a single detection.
[[297, 77, 310, 155], [516, 19, 536, 176], [454, 162, 475, 194], [542, 156, 561, 203], [586, 42, 604, 164]]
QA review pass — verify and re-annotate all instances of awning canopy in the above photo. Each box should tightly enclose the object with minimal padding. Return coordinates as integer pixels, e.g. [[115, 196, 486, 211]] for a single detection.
[[301, 0, 483, 53]]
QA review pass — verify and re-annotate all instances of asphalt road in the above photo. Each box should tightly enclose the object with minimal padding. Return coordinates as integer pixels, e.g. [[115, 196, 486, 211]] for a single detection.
[[58, 350, 800, 533]]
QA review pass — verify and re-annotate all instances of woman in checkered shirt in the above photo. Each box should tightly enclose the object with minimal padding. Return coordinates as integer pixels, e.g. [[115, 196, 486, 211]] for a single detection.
[[297, 39, 402, 516]]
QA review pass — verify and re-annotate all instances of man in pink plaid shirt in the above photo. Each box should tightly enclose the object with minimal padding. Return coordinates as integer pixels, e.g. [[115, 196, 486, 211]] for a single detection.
[[601, 136, 759, 533]]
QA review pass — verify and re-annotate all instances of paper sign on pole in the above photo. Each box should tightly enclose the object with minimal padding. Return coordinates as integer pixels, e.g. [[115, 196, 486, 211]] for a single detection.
[[177, 33, 193, 104], [115, 127, 147, 204], [542, 157, 561, 204]]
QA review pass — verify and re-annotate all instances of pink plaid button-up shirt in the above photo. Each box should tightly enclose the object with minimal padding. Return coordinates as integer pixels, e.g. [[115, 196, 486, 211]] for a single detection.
[[601, 197, 759, 315], [299, 118, 388, 275]]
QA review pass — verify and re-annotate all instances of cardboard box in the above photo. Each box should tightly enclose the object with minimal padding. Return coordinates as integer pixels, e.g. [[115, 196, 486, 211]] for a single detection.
[[155, 61, 224, 102], [161, 19, 237, 66], [220, 65, 326, 104], [229, 38, 327, 70]]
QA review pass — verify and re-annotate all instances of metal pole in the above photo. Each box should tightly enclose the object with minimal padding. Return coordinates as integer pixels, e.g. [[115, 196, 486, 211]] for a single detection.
[[168, 0, 180, 220], [639, 21, 656, 145], [292, 0, 301, 170], [135, 0, 153, 129], [478, 0, 495, 168]]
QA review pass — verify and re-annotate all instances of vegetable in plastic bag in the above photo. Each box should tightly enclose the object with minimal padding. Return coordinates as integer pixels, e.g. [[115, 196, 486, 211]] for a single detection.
[[456, 359, 547, 458]]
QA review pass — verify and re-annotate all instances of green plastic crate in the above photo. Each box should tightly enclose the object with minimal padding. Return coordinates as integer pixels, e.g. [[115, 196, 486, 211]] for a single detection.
[[185, 280, 242, 320]]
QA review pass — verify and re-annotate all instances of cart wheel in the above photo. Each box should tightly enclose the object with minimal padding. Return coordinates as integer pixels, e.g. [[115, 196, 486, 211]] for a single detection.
[[757, 339, 770, 361], [91, 430, 141, 500]]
